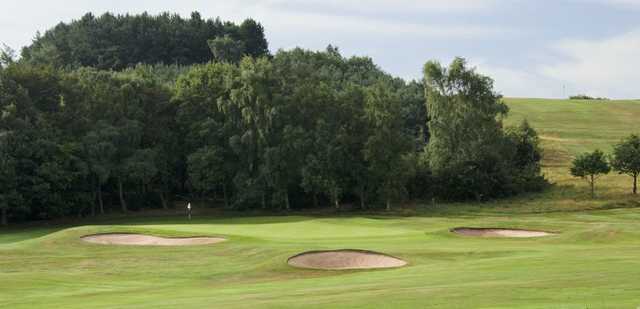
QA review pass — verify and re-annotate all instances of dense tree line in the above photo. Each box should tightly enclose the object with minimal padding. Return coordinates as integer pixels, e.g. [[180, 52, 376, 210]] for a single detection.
[[0, 49, 544, 225], [21, 12, 269, 69], [0, 14, 547, 225]]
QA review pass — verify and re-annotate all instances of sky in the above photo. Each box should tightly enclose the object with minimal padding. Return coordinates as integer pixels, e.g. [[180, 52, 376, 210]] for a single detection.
[[1, 0, 640, 99]]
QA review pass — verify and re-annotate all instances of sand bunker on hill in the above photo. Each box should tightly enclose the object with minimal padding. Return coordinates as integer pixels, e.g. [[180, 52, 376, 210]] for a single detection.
[[451, 227, 556, 238], [81, 233, 226, 246]]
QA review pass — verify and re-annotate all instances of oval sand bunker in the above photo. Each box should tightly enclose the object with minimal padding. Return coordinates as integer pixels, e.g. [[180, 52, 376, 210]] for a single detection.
[[81, 233, 226, 246], [288, 249, 407, 270], [451, 227, 555, 238]]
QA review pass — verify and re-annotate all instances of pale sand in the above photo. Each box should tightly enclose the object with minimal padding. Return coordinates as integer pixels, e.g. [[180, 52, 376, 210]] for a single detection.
[[452, 227, 556, 238], [81, 233, 226, 246], [288, 249, 407, 270]]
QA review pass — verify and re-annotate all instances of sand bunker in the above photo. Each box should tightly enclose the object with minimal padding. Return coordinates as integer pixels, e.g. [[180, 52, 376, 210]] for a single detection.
[[451, 227, 555, 238], [81, 233, 226, 246], [287, 249, 407, 270]]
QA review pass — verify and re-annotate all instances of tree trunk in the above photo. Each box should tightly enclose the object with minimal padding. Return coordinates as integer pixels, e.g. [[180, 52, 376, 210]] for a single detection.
[[386, 199, 391, 211], [91, 187, 97, 217], [312, 192, 318, 208], [261, 192, 266, 209], [284, 190, 290, 211], [1, 207, 7, 226], [590, 175, 595, 198], [223, 183, 229, 208], [333, 189, 340, 210], [359, 187, 366, 210], [98, 184, 104, 215], [633, 174, 637, 195], [159, 191, 168, 209], [118, 178, 128, 212]]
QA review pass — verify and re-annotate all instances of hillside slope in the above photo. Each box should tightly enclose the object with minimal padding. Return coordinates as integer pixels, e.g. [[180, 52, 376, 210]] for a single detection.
[[502, 98, 640, 207]]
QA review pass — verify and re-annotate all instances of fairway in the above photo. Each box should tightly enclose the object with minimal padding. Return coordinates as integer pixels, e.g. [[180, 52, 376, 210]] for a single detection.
[[2, 211, 640, 308], [2, 98, 640, 308]]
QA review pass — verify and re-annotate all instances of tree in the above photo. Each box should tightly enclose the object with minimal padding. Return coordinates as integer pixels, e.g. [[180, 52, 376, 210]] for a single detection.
[[0, 44, 16, 68], [81, 123, 117, 215], [124, 149, 159, 197], [208, 35, 246, 63], [504, 119, 546, 193], [570, 150, 611, 198], [506, 120, 542, 170], [424, 57, 508, 173], [174, 61, 240, 207], [364, 81, 413, 210], [111, 119, 143, 212], [238, 19, 269, 58], [611, 134, 640, 194], [0, 134, 22, 225], [187, 146, 227, 205], [422, 57, 543, 200]]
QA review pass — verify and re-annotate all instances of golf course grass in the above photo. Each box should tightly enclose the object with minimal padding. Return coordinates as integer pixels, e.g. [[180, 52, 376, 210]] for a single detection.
[[2, 98, 640, 308]]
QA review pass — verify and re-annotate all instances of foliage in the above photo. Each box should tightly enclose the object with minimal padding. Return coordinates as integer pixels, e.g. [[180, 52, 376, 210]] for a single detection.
[[0, 13, 551, 223], [611, 134, 640, 194], [569, 94, 608, 100], [570, 149, 611, 197], [423, 58, 545, 200], [208, 35, 246, 63], [21, 12, 269, 69]]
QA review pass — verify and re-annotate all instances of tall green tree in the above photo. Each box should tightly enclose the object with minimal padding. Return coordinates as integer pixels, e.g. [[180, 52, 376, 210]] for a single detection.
[[422, 57, 541, 200], [238, 19, 270, 58], [364, 81, 413, 210], [81, 123, 117, 215], [174, 61, 239, 206], [424, 57, 508, 172], [611, 134, 640, 194], [570, 150, 611, 198]]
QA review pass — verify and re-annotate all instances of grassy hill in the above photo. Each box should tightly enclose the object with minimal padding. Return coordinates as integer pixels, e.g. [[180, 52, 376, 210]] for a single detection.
[[505, 98, 640, 162], [501, 98, 640, 210], [1, 98, 640, 308]]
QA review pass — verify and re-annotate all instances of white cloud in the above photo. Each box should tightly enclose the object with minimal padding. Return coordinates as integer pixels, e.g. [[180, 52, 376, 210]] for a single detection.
[[266, 0, 500, 13], [473, 60, 564, 98], [263, 11, 515, 40], [540, 30, 640, 99]]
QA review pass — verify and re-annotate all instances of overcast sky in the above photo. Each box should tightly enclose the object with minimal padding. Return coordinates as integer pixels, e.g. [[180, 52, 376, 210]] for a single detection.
[[1, 0, 639, 99]]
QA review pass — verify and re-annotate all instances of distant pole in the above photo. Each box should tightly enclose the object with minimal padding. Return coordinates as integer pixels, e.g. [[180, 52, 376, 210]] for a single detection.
[[187, 202, 192, 220]]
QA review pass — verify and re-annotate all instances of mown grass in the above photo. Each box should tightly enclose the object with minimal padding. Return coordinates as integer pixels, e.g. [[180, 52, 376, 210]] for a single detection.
[[2, 212, 640, 308], [1, 98, 640, 308]]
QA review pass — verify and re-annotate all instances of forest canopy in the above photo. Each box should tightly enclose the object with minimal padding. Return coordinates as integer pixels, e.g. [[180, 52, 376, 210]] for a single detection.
[[0, 12, 545, 225], [20, 12, 269, 69]]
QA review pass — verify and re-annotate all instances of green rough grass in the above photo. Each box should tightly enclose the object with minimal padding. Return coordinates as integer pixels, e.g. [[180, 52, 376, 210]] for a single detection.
[[2, 98, 640, 308]]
